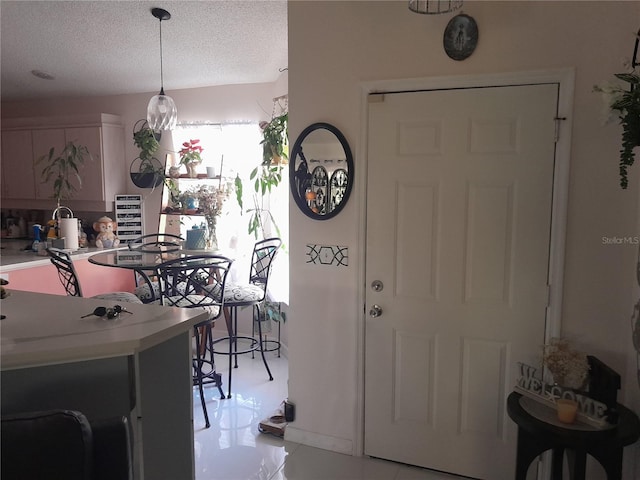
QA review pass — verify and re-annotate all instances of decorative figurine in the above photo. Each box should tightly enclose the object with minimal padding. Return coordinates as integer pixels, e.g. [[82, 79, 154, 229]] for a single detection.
[[93, 216, 120, 249]]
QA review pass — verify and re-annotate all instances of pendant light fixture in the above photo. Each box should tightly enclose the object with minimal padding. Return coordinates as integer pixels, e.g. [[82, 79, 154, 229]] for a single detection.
[[147, 7, 177, 131]]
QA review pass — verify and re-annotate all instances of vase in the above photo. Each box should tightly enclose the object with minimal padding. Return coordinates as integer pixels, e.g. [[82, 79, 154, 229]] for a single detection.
[[185, 196, 198, 211], [186, 162, 199, 178], [206, 218, 217, 250], [169, 165, 181, 178]]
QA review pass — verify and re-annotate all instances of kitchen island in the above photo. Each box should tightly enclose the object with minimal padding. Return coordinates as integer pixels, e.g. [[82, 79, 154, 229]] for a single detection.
[[1, 290, 205, 479]]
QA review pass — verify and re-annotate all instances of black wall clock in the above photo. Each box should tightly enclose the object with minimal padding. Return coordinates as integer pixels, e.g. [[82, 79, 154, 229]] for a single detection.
[[443, 13, 479, 61]]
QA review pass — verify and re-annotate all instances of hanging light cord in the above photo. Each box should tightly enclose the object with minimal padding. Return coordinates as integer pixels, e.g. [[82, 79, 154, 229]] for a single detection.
[[158, 17, 166, 95]]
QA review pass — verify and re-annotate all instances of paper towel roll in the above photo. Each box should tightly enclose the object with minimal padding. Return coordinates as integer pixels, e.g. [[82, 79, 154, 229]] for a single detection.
[[59, 217, 79, 250]]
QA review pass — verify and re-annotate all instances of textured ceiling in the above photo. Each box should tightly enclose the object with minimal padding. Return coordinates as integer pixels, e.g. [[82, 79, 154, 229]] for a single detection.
[[0, 0, 288, 101]]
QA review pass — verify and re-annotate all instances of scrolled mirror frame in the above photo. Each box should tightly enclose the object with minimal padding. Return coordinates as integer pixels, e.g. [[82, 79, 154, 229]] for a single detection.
[[289, 122, 354, 220]]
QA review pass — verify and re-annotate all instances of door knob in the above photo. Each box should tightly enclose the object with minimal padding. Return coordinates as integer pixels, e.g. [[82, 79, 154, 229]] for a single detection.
[[369, 304, 383, 317]]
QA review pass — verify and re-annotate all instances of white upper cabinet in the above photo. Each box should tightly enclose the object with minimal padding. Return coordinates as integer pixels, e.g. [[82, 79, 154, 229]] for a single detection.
[[1, 114, 126, 212], [1, 129, 36, 200]]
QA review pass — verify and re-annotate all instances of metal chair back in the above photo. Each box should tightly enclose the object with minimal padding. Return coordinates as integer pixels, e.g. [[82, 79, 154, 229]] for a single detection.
[[127, 233, 184, 252], [248, 237, 282, 297], [47, 248, 83, 297], [155, 254, 233, 323]]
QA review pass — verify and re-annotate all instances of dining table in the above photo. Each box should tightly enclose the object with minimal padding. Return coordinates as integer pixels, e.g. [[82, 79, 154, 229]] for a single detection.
[[88, 246, 221, 303]]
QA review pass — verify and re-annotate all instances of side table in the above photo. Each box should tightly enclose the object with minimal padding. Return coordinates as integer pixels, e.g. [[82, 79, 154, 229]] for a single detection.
[[507, 392, 640, 480]]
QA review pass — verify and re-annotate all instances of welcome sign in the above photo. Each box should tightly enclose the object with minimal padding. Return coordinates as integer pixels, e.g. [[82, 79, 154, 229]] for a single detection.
[[514, 362, 610, 427]]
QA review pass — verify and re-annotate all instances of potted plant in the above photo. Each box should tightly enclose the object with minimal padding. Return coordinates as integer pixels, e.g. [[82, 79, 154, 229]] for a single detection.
[[593, 68, 640, 189], [37, 140, 93, 208], [237, 113, 288, 239], [131, 119, 164, 188], [178, 138, 204, 178], [542, 337, 590, 390], [260, 112, 288, 166], [258, 300, 287, 323]]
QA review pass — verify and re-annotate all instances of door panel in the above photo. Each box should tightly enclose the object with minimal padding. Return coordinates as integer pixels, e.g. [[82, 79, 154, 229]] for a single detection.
[[364, 84, 558, 479]]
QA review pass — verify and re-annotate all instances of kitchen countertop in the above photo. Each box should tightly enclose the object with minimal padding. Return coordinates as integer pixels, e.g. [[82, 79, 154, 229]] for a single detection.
[[0, 239, 126, 272], [1, 290, 208, 370]]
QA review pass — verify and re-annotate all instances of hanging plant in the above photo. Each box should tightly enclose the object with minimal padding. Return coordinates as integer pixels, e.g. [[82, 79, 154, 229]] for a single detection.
[[260, 112, 288, 166], [131, 119, 164, 188], [594, 69, 640, 189], [130, 119, 178, 194], [234, 114, 288, 239]]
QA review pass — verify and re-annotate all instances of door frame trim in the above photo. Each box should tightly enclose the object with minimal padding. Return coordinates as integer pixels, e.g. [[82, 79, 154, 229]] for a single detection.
[[355, 69, 575, 465]]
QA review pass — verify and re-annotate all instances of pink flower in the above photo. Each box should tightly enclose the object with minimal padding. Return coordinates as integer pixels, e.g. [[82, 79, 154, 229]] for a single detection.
[[179, 139, 204, 164]]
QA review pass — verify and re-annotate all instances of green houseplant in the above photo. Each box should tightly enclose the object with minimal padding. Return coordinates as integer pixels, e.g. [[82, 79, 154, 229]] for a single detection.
[[37, 141, 93, 207], [260, 112, 288, 166], [131, 120, 164, 189], [594, 69, 640, 189], [239, 113, 288, 239]]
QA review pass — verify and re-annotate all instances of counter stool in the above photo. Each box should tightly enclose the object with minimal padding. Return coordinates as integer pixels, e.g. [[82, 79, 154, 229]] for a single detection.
[[47, 248, 142, 304], [155, 254, 233, 428], [127, 233, 184, 303], [215, 237, 282, 399]]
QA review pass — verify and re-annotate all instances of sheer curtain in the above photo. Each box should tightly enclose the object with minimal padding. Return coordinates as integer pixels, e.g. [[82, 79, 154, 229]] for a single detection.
[[172, 122, 289, 302]]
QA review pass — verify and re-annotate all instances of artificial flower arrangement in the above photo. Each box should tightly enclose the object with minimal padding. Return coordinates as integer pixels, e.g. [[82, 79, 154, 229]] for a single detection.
[[183, 182, 231, 249], [542, 337, 590, 390], [179, 138, 204, 165], [593, 65, 640, 189]]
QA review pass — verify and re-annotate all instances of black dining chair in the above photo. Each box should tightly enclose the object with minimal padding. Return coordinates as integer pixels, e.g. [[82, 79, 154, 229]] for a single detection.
[[47, 248, 142, 304], [127, 233, 184, 303], [216, 237, 282, 399], [155, 254, 233, 428]]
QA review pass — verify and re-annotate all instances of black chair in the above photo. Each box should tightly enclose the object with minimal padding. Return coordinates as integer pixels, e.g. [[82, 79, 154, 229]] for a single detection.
[[155, 254, 233, 428], [217, 237, 282, 399], [1, 409, 132, 480], [47, 248, 142, 304], [127, 233, 184, 303]]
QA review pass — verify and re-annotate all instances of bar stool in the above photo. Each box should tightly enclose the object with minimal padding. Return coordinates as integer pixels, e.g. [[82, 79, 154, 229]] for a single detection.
[[155, 254, 233, 428], [47, 248, 142, 304], [127, 233, 184, 303], [216, 237, 282, 399]]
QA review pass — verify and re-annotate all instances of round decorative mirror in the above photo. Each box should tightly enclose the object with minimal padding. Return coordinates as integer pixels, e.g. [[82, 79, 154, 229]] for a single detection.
[[289, 123, 354, 220]]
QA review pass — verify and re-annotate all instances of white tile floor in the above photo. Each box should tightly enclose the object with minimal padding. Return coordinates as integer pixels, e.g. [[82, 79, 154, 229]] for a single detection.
[[193, 353, 467, 480]]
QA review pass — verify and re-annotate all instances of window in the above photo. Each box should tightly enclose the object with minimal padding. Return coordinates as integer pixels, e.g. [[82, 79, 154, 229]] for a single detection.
[[170, 122, 289, 303]]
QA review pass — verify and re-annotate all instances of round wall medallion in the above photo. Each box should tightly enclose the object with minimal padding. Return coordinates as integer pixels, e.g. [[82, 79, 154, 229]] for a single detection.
[[443, 13, 479, 61]]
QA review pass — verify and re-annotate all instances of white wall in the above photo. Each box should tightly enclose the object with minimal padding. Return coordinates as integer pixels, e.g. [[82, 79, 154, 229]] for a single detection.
[[287, 0, 640, 474]]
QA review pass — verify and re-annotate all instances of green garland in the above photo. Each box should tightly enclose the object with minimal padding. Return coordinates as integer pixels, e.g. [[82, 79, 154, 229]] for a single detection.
[[595, 71, 640, 189]]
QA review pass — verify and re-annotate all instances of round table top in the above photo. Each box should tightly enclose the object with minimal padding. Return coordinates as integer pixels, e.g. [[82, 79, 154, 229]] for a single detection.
[[89, 248, 227, 271], [507, 392, 640, 448]]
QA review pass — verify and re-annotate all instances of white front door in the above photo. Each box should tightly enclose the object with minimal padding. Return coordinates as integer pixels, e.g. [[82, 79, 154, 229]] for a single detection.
[[364, 84, 558, 479]]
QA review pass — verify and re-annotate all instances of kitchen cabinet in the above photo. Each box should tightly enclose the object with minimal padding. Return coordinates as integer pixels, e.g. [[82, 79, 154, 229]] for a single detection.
[[1, 130, 36, 199], [1, 114, 126, 212]]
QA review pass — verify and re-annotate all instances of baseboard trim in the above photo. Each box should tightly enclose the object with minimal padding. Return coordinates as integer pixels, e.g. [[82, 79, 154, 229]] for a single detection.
[[284, 426, 353, 455]]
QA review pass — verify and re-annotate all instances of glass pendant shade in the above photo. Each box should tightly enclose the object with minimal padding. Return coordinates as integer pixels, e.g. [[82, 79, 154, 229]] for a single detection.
[[408, 0, 463, 14], [147, 91, 177, 131], [147, 8, 176, 131]]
